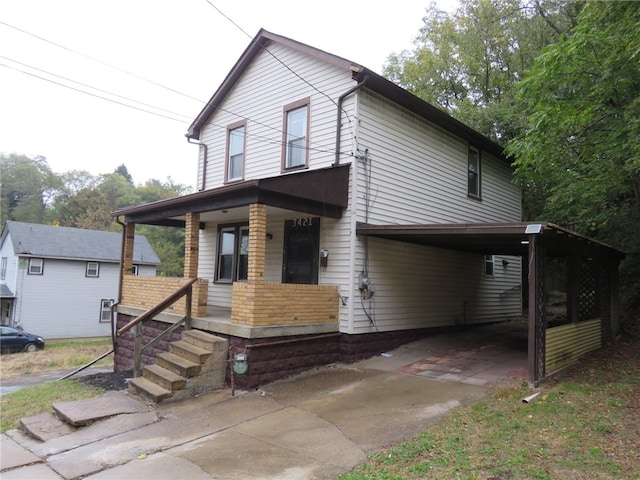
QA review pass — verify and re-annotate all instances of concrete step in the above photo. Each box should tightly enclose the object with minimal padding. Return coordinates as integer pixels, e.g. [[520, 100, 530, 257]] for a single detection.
[[170, 340, 211, 364], [128, 377, 173, 403], [19, 413, 75, 441], [156, 351, 201, 377], [142, 364, 186, 391], [52, 391, 150, 427], [182, 330, 227, 352]]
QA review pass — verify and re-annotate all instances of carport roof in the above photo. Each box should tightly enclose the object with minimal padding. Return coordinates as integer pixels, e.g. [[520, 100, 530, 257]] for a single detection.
[[356, 221, 625, 259]]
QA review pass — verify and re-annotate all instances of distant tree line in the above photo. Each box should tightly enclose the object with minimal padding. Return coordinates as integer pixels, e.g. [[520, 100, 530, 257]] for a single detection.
[[0, 153, 190, 277]]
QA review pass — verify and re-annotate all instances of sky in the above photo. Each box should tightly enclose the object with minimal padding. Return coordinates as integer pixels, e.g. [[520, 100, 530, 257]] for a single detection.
[[0, 0, 457, 190]]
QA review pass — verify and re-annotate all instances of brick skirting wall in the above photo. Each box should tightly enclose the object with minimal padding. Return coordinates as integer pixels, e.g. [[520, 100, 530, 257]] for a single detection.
[[114, 314, 447, 390]]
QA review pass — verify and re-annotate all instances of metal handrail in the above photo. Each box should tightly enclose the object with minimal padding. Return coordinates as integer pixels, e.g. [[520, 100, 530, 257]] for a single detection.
[[116, 277, 198, 377]]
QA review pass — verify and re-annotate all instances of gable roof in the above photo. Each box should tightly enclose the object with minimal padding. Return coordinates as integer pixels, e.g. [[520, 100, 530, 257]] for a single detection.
[[187, 29, 506, 160], [1, 221, 160, 265]]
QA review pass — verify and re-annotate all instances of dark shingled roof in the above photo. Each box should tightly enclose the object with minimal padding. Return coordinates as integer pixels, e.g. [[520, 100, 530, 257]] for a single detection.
[[2, 221, 160, 264]]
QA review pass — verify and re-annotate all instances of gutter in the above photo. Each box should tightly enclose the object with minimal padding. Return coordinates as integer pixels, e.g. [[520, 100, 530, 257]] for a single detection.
[[333, 75, 369, 166], [187, 136, 208, 191]]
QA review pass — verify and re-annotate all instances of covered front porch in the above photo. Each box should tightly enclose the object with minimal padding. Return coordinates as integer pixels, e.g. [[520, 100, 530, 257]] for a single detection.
[[113, 165, 350, 339]]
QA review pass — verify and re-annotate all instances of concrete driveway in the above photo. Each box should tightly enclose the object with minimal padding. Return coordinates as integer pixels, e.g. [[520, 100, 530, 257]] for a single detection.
[[1, 321, 527, 479]]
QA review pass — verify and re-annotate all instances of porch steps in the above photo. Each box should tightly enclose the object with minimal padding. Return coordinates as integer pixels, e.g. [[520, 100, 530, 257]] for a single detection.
[[129, 330, 228, 404]]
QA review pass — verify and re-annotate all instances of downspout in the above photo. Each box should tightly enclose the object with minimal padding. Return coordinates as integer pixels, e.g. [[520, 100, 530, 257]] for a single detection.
[[333, 75, 369, 166], [116, 216, 126, 304], [187, 136, 208, 191]]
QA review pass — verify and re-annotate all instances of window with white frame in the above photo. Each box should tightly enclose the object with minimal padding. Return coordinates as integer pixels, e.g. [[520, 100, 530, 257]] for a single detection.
[[485, 254, 495, 276], [468, 146, 481, 198], [131, 264, 139, 275], [28, 258, 44, 275], [226, 121, 246, 182], [0, 257, 6, 279], [216, 224, 249, 283], [86, 261, 100, 277], [282, 98, 309, 170], [100, 299, 112, 322]]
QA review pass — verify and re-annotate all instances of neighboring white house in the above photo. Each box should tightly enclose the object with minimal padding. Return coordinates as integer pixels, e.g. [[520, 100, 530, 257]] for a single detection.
[[0, 221, 160, 339], [113, 29, 622, 387]]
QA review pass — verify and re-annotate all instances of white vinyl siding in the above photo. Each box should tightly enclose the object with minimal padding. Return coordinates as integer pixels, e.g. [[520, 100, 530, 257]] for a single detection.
[[14, 258, 120, 338], [356, 91, 520, 225], [198, 44, 355, 189], [349, 237, 521, 333]]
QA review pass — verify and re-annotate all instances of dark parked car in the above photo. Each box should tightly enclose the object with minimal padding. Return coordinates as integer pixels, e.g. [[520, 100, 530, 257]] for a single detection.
[[0, 326, 45, 353]]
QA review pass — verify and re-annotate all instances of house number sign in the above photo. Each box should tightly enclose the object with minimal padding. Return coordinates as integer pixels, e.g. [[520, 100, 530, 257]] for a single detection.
[[290, 217, 314, 227]]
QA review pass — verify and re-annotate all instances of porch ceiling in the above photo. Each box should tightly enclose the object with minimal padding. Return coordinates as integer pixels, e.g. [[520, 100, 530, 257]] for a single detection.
[[112, 164, 350, 225], [356, 221, 625, 259]]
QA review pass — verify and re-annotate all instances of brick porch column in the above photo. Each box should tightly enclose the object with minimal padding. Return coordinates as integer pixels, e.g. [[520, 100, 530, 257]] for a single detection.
[[184, 212, 200, 278], [123, 222, 136, 276], [247, 203, 267, 284]]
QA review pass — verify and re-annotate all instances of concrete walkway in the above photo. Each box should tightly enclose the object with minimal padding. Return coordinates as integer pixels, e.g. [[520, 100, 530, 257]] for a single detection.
[[0, 321, 527, 479]]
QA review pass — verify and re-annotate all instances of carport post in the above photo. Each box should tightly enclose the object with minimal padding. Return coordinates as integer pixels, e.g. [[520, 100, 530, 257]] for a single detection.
[[527, 234, 545, 386]]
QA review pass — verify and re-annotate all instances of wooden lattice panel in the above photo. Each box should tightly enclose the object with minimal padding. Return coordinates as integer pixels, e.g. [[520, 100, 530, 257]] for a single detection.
[[578, 258, 597, 321]]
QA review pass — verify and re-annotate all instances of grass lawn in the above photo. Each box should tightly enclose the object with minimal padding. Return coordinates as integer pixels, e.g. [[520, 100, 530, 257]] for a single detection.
[[339, 325, 640, 480], [0, 339, 113, 433]]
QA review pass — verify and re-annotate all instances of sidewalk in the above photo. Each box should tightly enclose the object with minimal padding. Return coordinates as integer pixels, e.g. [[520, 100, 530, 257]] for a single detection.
[[1, 321, 527, 479]]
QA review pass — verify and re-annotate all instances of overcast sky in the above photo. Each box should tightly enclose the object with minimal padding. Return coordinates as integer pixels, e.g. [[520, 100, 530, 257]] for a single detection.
[[0, 0, 457, 189]]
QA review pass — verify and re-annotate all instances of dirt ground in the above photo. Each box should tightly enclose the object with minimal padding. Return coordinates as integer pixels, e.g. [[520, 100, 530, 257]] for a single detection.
[[78, 370, 132, 391]]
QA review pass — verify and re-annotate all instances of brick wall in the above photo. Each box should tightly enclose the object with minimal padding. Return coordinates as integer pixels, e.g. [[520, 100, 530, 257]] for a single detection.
[[231, 282, 339, 326], [121, 276, 208, 317]]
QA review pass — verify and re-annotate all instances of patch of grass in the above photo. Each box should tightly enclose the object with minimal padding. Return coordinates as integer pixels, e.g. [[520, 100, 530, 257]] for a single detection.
[[0, 380, 105, 433], [0, 339, 114, 379], [339, 326, 640, 480]]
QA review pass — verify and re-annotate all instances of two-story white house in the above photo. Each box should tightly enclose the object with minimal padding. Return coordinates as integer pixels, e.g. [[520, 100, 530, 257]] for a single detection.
[[0, 221, 160, 339], [113, 29, 622, 390]]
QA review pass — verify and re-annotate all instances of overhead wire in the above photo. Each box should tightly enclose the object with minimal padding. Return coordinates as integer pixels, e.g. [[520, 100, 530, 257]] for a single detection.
[[0, 16, 354, 159]]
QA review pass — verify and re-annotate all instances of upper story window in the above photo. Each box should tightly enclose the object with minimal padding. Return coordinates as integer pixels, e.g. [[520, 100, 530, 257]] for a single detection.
[[216, 223, 249, 283], [0, 257, 7, 279], [28, 258, 44, 275], [226, 121, 246, 182], [282, 98, 310, 170], [86, 261, 100, 277], [100, 299, 112, 322], [468, 146, 481, 199]]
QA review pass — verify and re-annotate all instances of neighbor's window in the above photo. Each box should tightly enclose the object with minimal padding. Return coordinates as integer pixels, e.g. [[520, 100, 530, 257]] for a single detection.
[[28, 258, 44, 275], [282, 98, 309, 170], [100, 299, 112, 322], [0, 257, 6, 279], [131, 264, 139, 275], [468, 146, 481, 198], [86, 261, 100, 277], [216, 224, 249, 283], [226, 121, 246, 182], [485, 255, 495, 276]]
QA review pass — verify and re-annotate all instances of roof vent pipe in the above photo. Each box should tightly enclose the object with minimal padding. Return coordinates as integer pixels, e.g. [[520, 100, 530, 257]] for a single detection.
[[186, 136, 208, 191], [334, 75, 369, 166]]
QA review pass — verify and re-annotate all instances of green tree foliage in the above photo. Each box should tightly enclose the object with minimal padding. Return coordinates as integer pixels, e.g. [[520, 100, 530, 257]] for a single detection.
[[384, 0, 582, 142], [0, 153, 62, 224], [507, 1, 640, 310], [1, 155, 190, 277]]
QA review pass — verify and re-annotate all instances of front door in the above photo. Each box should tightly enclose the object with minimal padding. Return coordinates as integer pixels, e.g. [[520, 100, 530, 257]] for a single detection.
[[282, 217, 319, 284]]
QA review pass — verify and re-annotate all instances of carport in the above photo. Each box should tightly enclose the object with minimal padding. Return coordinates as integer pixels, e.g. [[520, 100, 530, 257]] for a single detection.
[[356, 221, 624, 385]]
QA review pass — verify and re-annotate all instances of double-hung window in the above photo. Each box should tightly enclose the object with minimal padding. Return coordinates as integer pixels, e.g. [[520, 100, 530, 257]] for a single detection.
[[485, 255, 495, 276], [216, 224, 249, 283], [282, 98, 309, 170], [468, 146, 481, 199], [100, 299, 112, 322], [0, 257, 6, 279], [28, 258, 44, 275], [86, 261, 100, 277], [226, 121, 246, 182]]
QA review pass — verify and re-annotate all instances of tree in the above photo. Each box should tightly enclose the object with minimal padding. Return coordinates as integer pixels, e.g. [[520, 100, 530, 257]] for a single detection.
[[114, 164, 134, 184], [384, 0, 583, 142], [507, 1, 640, 310], [0, 153, 62, 224]]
